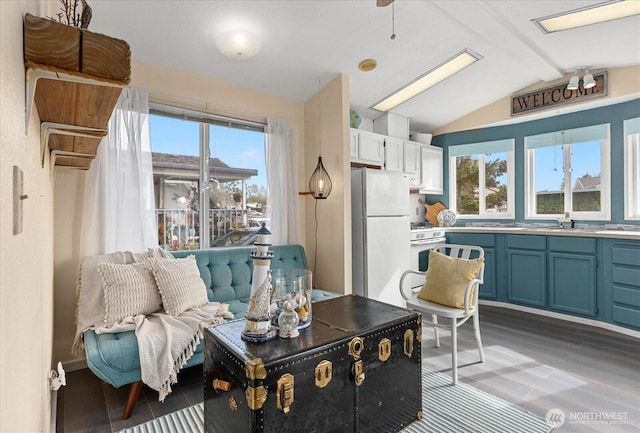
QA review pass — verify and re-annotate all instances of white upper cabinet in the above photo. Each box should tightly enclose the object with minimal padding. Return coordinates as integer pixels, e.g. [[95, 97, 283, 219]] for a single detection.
[[351, 129, 384, 166], [403, 141, 421, 175], [419, 145, 443, 195], [350, 129, 359, 160], [350, 128, 442, 195], [384, 137, 403, 172]]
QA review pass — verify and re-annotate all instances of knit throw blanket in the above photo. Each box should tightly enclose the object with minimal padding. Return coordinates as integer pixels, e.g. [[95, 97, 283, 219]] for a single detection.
[[72, 249, 233, 401], [134, 302, 232, 401]]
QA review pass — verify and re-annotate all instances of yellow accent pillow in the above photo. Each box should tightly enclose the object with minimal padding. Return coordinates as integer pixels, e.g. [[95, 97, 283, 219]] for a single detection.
[[417, 250, 484, 308]]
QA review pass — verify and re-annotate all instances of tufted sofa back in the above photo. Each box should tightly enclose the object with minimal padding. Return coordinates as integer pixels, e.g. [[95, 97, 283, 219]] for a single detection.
[[171, 245, 310, 317]]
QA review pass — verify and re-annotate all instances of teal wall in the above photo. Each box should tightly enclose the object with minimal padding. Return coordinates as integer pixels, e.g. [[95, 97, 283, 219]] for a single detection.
[[430, 98, 640, 224]]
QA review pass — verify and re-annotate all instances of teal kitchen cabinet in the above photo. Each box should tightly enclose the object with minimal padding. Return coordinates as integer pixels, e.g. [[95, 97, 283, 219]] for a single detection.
[[602, 239, 640, 330], [547, 237, 599, 318], [446, 233, 498, 300], [444, 229, 639, 330], [506, 235, 547, 307]]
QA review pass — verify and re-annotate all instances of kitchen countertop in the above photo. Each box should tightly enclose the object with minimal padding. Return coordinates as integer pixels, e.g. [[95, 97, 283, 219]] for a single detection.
[[445, 225, 640, 240]]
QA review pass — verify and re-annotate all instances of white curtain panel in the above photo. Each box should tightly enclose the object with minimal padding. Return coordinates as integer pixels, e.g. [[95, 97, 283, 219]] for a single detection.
[[266, 118, 300, 245], [80, 87, 158, 256]]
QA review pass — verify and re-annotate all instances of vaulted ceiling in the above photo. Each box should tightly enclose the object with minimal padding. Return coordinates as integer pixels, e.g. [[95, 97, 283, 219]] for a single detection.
[[87, 0, 640, 132]]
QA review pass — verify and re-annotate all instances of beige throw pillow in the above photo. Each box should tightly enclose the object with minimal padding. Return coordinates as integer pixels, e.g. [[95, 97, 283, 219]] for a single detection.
[[150, 255, 209, 316], [417, 250, 484, 309], [98, 261, 163, 326]]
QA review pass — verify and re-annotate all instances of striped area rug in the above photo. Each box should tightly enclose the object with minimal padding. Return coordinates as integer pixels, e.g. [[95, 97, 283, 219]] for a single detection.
[[119, 367, 553, 433]]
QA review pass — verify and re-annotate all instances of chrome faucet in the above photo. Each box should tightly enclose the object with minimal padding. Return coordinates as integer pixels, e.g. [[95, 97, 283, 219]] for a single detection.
[[558, 212, 575, 229]]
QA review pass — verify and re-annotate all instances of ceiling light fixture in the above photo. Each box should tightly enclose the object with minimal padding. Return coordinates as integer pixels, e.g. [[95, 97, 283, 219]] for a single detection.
[[215, 29, 262, 60], [567, 71, 580, 90], [583, 70, 596, 89], [372, 49, 482, 112], [533, 0, 640, 34], [309, 79, 332, 200], [566, 67, 597, 91]]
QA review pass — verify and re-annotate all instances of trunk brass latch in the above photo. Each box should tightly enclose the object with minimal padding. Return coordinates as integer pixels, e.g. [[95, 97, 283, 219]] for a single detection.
[[404, 329, 414, 358], [378, 338, 391, 362], [315, 360, 332, 388], [277, 373, 295, 414], [348, 336, 364, 360], [352, 360, 365, 386]]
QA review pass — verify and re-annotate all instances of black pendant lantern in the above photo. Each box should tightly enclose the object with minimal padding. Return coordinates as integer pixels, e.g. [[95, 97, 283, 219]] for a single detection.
[[309, 78, 332, 200], [309, 156, 332, 199]]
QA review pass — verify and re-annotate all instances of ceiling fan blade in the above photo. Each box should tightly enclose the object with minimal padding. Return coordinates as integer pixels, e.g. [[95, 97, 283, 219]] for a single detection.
[[377, 0, 394, 7]]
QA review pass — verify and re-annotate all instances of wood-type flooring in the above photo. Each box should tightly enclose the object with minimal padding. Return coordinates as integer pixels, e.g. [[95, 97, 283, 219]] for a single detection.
[[57, 305, 640, 433]]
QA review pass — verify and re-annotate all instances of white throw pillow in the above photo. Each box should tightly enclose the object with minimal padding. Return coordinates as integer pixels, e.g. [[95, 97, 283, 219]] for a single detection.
[[150, 255, 209, 316], [98, 261, 163, 326]]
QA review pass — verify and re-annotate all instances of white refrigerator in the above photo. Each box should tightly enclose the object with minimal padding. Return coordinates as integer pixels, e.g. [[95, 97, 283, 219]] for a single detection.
[[351, 168, 410, 307]]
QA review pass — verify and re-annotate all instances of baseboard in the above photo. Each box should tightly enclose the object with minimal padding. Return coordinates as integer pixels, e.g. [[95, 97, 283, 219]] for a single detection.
[[50, 389, 58, 433], [62, 358, 88, 372], [479, 300, 640, 339]]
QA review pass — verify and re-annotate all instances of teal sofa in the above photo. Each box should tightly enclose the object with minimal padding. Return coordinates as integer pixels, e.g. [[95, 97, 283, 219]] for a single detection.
[[82, 244, 339, 419]]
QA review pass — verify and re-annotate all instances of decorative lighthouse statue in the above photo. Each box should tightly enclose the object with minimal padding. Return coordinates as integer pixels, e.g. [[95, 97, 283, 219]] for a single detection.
[[241, 223, 277, 343]]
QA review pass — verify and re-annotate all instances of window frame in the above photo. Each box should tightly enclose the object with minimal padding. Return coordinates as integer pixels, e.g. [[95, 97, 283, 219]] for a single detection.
[[149, 102, 267, 249], [624, 117, 640, 221], [448, 139, 515, 219], [524, 124, 611, 221]]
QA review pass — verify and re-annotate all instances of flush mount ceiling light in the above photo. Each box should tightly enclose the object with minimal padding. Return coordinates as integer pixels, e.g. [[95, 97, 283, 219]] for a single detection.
[[372, 49, 482, 112], [533, 0, 640, 34], [215, 29, 261, 60]]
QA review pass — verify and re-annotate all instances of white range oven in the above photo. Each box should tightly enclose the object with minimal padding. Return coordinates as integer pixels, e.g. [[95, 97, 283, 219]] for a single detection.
[[409, 223, 446, 289]]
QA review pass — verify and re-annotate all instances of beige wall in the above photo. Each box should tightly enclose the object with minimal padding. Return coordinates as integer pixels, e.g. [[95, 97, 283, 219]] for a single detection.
[[303, 74, 352, 294], [1, 1, 56, 432], [52, 62, 353, 363], [53, 170, 86, 366], [433, 65, 640, 135]]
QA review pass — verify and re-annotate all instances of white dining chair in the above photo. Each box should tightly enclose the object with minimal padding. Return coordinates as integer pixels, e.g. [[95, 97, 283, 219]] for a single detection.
[[399, 244, 485, 385]]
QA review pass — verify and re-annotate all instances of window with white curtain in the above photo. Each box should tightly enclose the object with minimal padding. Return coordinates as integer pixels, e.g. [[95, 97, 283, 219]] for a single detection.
[[448, 139, 515, 218], [524, 124, 610, 220], [148, 104, 266, 250], [624, 117, 640, 220]]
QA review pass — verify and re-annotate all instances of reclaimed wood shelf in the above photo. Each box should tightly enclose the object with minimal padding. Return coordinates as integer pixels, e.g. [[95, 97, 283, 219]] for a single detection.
[[23, 13, 131, 173]]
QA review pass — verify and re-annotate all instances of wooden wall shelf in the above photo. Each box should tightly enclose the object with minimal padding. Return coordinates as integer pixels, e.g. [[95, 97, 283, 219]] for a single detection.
[[23, 13, 131, 173]]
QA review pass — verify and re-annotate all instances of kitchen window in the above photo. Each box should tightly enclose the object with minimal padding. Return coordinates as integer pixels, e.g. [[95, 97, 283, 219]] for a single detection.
[[448, 139, 515, 218], [624, 117, 640, 220], [524, 124, 610, 220], [149, 103, 266, 250]]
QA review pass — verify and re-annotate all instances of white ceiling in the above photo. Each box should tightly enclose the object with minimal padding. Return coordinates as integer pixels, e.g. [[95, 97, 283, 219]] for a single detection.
[[87, 0, 640, 132]]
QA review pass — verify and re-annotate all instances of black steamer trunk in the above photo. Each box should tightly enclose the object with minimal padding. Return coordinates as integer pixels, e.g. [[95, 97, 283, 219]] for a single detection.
[[204, 295, 422, 433]]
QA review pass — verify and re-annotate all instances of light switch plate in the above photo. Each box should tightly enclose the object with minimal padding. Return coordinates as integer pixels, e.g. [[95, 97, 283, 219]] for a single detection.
[[13, 165, 23, 235]]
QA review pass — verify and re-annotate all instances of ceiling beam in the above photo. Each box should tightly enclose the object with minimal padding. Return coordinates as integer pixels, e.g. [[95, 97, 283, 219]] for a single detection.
[[433, 0, 564, 82]]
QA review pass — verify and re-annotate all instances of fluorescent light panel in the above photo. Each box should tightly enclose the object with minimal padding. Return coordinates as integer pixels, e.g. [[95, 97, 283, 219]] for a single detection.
[[534, 0, 640, 33], [372, 50, 482, 112]]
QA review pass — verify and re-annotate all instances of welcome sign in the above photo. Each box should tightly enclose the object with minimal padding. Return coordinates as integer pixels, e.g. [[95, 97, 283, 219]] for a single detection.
[[511, 72, 607, 116]]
